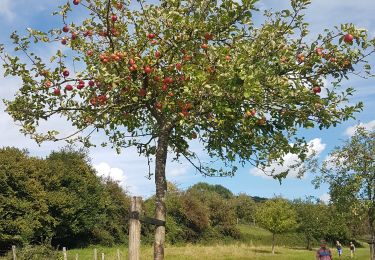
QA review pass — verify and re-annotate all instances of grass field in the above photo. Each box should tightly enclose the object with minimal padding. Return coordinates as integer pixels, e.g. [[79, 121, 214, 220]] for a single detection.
[[67, 244, 370, 260], [2, 225, 371, 259], [67, 225, 370, 260]]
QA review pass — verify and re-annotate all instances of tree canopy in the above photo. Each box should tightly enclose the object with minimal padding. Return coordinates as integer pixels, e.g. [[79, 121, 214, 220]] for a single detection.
[[315, 127, 375, 259], [1, 0, 373, 178], [255, 198, 298, 254]]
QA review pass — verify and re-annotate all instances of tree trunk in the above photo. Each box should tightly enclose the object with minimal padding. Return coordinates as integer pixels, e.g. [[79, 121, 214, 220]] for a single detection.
[[370, 222, 375, 260], [369, 210, 375, 260], [306, 237, 311, 251], [153, 128, 169, 260], [272, 233, 275, 254]]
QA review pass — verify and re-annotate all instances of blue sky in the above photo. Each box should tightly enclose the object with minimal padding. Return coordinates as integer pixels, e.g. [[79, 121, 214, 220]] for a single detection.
[[0, 0, 374, 201]]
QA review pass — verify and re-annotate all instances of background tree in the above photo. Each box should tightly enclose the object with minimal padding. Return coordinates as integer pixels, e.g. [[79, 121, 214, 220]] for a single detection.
[[1, 0, 374, 258], [315, 127, 375, 259], [0, 148, 51, 251], [0, 147, 131, 251], [293, 197, 330, 250], [255, 198, 298, 254], [234, 193, 256, 225]]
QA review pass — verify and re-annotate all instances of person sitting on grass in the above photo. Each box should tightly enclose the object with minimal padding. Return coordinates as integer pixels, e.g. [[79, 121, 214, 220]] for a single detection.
[[316, 240, 333, 260]]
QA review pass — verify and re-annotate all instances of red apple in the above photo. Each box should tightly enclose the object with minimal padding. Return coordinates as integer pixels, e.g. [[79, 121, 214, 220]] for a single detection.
[[61, 38, 67, 45], [181, 110, 189, 117], [147, 33, 155, 39], [53, 88, 61, 95], [44, 81, 52, 88], [65, 85, 73, 91], [163, 77, 173, 84], [88, 80, 95, 87], [129, 65, 137, 71], [183, 55, 192, 61], [297, 54, 305, 63], [62, 69, 70, 77], [90, 97, 97, 106], [161, 84, 168, 91], [315, 47, 323, 56], [155, 51, 161, 58], [144, 66, 152, 74], [175, 63, 182, 70], [77, 80, 85, 89], [86, 49, 93, 56], [154, 102, 162, 110], [98, 95, 107, 104], [204, 32, 213, 40], [129, 58, 136, 65], [151, 39, 157, 45], [313, 86, 321, 94], [225, 55, 231, 61], [71, 32, 78, 40], [154, 76, 160, 82], [99, 30, 108, 37], [83, 30, 93, 37], [201, 43, 208, 49], [344, 33, 354, 43], [191, 132, 197, 139], [111, 15, 118, 22], [73, 0, 80, 5], [62, 25, 69, 33]]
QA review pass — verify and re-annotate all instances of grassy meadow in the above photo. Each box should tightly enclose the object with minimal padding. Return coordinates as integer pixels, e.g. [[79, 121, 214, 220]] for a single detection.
[[66, 244, 370, 260], [1, 225, 369, 259], [63, 225, 370, 260]]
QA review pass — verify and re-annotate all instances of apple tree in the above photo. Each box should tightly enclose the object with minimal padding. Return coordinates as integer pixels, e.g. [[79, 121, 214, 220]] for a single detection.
[[1, 0, 374, 258], [255, 198, 298, 254]]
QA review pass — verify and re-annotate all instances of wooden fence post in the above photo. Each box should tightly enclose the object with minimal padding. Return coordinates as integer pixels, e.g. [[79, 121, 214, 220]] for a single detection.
[[129, 196, 142, 260], [76, 253, 79, 260], [117, 249, 120, 260], [12, 245, 16, 260], [94, 248, 98, 260], [63, 247, 67, 260], [101, 252, 105, 260]]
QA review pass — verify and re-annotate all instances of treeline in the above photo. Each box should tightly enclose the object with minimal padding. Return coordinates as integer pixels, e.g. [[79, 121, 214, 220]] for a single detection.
[[0, 147, 130, 253], [0, 147, 368, 254]]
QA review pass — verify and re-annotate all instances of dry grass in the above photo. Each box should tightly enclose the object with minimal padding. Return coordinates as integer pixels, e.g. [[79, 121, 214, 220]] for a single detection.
[[66, 243, 370, 260]]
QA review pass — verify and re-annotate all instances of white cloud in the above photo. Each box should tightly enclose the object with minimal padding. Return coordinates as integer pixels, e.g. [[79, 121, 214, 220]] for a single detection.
[[250, 138, 326, 179], [0, 0, 14, 21], [345, 120, 375, 136], [94, 162, 128, 186], [167, 164, 188, 177], [319, 193, 331, 204]]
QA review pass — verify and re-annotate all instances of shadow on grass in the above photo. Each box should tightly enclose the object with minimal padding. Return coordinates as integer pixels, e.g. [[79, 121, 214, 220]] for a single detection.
[[252, 249, 281, 255]]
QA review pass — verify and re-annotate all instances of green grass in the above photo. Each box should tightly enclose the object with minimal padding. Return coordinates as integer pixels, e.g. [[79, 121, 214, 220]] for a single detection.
[[238, 224, 307, 247], [2, 225, 371, 259]]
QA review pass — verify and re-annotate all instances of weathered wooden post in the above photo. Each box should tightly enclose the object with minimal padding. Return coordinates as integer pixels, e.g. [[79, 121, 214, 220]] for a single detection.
[[129, 196, 142, 260], [63, 247, 67, 260], [101, 252, 105, 260], [12, 245, 16, 260], [117, 249, 120, 260], [94, 248, 98, 260], [76, 253, 79, 260]]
